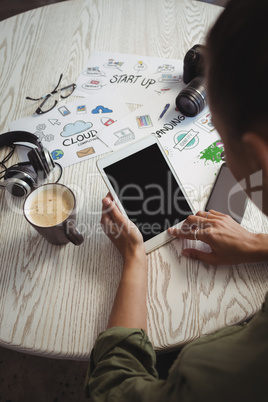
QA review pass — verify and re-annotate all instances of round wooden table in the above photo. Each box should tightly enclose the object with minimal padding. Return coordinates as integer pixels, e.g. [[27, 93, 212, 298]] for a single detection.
[[0, 0, 267, 360]]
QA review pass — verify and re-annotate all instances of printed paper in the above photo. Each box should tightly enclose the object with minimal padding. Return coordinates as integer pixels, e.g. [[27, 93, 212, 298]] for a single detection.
[[178, 140, 225, 211], [96, 90, 221, 177], [74, 51, 185, 105], [9, 91, 129, 168]]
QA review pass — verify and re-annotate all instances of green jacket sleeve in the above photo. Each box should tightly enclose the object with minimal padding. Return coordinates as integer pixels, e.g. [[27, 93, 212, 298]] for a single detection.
[[86, 293, 268, 402], [85, 327, 183, 402]]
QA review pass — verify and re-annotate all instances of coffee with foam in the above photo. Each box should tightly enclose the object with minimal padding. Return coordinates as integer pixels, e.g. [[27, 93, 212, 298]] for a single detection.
[[26, 186, 74, 227]]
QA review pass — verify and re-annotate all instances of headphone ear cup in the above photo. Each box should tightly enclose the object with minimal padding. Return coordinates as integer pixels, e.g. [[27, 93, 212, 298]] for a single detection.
[[27, 148, 55, 179], [4, 165, 37, 197], [28, 148, 48, 179]]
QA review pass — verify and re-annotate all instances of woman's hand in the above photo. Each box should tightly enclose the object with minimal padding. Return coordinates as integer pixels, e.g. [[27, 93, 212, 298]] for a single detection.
[[168, 209, 268, 266], [101, 193, 148, 330], [101, 193, 145, 262]]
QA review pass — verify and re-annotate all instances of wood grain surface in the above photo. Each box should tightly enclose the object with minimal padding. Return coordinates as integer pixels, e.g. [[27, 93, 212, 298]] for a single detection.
[[0, 0, 267, 360]]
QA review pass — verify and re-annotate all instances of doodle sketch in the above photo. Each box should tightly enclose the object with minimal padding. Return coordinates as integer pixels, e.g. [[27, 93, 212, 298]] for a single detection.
[[82, 80, 105, 90], [156, 64, 175, 73], [134, 61, 147, 72], [74, 51, 185, 104], [9, 94, 129, 168], [51, 149, 64, 160], [136, 115, 153, 129], [77, 105, 87, 114], [104, 59, 124, 71], [83, 67, 106, 77], [114, 128, 135, 146], [60, 121, 93, 137], [178, 140, 225, 211], [101, 117, 115, 126], [92, 106, 113, 114], [194, 111, 215, 133], [76, 147, 95, 158], [173, 129, 199, 151], [158, 74, 182, 84]]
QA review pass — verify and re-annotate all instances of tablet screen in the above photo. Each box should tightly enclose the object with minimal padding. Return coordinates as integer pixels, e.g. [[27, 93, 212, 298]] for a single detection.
[[103, 143, 193, 242]]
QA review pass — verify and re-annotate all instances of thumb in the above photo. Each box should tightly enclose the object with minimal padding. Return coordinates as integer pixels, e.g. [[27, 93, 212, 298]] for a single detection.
[[182, 248, 218, 266]]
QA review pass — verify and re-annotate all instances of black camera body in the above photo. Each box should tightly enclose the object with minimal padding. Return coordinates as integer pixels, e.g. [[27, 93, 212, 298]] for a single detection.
[[176, 44, 206, 117]]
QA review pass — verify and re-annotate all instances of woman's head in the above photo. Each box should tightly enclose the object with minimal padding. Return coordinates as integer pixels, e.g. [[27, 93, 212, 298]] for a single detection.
[[206, 0, 268, 139], [206, 0, 268, 214]]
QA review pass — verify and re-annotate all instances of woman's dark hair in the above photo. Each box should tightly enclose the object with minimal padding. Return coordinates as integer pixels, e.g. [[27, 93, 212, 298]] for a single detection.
[[206, 0, 268, 138]]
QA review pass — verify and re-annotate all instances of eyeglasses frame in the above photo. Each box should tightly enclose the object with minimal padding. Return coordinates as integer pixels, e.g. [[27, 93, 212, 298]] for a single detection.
[[26, 74, 76, 115]]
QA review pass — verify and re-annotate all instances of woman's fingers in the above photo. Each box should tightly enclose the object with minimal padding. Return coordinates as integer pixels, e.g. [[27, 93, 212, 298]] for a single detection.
[[168, 210, 215, 240], [102, 196, 125, 222], [182, 248, 219, 265], [169, 225, 208, 242]]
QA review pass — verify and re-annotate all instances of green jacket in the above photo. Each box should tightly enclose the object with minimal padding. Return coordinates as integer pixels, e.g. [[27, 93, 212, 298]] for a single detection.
[[86, 293, 268, 401]]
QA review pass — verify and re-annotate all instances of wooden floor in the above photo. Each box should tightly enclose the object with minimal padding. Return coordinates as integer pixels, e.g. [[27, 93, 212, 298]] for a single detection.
[[0, 0, 227, 21]]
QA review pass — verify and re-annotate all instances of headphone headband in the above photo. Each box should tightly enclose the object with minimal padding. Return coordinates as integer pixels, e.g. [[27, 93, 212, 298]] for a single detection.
[[0, 130, 61, 197], [0, 131, 42, 150]]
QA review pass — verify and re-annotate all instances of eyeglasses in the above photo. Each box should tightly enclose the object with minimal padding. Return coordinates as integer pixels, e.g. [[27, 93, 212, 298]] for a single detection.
[[26, 74, 76, 114]]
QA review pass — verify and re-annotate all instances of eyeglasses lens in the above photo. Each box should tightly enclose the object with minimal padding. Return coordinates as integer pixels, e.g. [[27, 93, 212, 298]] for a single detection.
[[40, 94, 57, 113], [60, 84, 75, 99]]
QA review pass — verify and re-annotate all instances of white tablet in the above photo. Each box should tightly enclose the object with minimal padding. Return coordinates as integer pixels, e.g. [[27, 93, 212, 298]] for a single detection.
[[97, 135, 194, 253]]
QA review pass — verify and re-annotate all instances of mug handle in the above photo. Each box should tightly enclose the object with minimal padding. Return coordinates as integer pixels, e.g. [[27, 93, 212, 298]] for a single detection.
[[65, 220, 84, 245]]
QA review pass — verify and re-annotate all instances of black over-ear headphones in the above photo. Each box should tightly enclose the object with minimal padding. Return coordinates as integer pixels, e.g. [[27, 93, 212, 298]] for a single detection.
[[0, 131, 59, 197]]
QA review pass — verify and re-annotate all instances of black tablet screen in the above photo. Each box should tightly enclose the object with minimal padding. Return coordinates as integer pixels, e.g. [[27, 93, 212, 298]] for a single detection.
[[104, 143, 193, 241]]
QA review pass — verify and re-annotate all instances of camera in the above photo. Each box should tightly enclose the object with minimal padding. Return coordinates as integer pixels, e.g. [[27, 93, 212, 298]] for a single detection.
[[176, 44, 206, 117]]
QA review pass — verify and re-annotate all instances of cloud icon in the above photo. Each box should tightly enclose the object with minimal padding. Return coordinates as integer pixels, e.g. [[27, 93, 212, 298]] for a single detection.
[[60, 120, 93, 137], [91, 105, 113, 114]]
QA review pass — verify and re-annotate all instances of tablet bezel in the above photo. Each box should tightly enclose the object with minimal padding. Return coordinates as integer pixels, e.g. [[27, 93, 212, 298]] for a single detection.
[[97, 135, 195, 253]]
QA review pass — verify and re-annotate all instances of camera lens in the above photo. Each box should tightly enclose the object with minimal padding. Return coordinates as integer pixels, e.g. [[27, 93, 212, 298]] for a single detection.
[[176, 76, 206, 117]]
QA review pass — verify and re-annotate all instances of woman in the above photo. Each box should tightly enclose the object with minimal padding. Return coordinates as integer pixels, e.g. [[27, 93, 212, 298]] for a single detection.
[[86, 0, 268, 400]]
